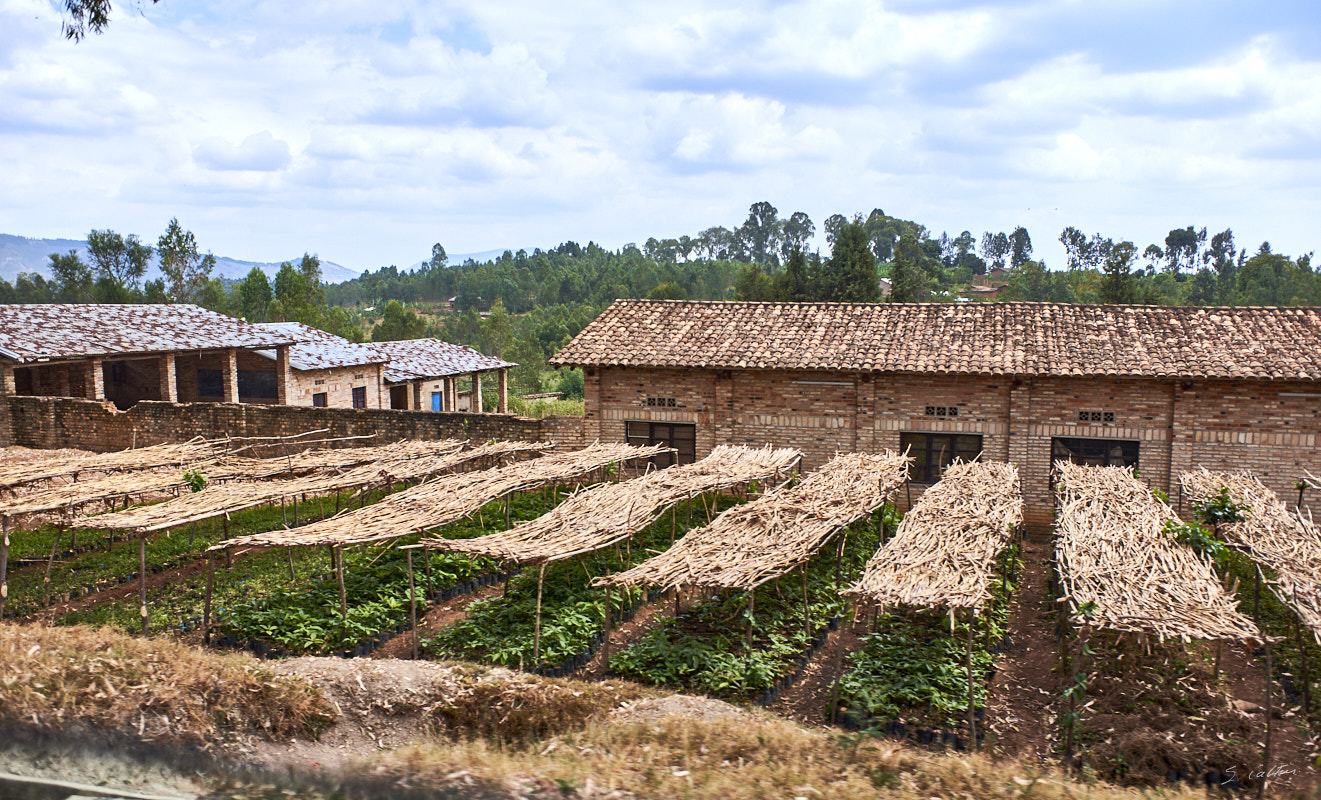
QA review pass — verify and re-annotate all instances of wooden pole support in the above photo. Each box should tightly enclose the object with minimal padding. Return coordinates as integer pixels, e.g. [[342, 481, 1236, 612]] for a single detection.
[[336, 546, 348, 631], [0, 516, 10, 619], [1260, 637, 1275, 800], [966, 607, 978, 751], [407, 549, 418, 660], [801, 563, 811, 643], [601, 585, 612, 677], [138, 535, 148, 636], [44, 523, 64, 608], [533, 562, 547, 665], [203, 551, 214, 645]]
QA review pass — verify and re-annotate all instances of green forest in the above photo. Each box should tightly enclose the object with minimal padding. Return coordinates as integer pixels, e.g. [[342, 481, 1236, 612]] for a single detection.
[[9, 203, 1318, 403]]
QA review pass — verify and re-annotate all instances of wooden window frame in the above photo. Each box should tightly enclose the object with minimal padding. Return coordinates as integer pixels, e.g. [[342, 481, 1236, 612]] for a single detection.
[[899, 431, 983, 483], [1051, 437, 1138, 469], [312, 392, 328, 408], [351, 386, 367, 410], [625, 420, 696, 467]]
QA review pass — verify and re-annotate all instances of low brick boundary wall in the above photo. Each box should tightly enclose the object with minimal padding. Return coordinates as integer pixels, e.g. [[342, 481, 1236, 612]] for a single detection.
[[0, 396, 586, 453]]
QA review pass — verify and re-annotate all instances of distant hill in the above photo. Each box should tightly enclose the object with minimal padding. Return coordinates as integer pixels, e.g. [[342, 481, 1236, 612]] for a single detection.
[[0, 234, 362, 285]]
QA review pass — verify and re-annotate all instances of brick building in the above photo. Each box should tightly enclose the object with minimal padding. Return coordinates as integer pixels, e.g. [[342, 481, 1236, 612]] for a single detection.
[[254, 322, 388, 409], [0, 304, 296, 410], [374, 338, 514, 414], [549, 300, 1321, 526]]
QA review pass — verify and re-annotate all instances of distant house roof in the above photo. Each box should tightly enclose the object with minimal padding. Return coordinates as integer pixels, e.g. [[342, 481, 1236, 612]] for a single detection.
[[254, 322, 387, 371], [373, 338, 515, 383], [548, 299, 1321, 381], [0, 304, 295, 363]]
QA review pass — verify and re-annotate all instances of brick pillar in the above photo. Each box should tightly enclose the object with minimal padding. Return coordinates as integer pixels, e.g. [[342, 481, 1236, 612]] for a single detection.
[[0, 363, 14, 396], [498, 369, 508, 414], [448, 376, 458, 412], [222, 348, 239, 403], [275, 345, 291, 405], [412, 380, 422, 411], [1007, 378, 1046, 527], [584, 368, 603, 441], [87, 358, 105, 400], [472, 372, 483, 413], [158, 354, 177, 402], [855, 373, 875, 451], [1168, 381, 1193, 510]]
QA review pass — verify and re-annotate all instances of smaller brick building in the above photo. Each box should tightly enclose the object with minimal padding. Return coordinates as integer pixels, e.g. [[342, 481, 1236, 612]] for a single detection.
[[550, 300, 1321, 526], [374, 339, 515, 414], [0, 304, 296, 410], [254, 322, 388, 409]]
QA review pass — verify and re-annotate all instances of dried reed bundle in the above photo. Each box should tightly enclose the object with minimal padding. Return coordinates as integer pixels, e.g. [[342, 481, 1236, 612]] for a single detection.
[[0, 437, 223, 490], [421, 445, 803, 564], [80, 440, 539, 534], [596, 451, 911, 591], [1181, 468, 1321, 643], [212, 441, 669, 550], [4, 439, 472, 520], [846, 460, 1021, 610], [1054, 461, 1257, 643]]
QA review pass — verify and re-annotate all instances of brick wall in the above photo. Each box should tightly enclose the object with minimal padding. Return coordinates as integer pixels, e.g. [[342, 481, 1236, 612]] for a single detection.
[[589, 366, 1321, 528], [0, 396, 547, 453]]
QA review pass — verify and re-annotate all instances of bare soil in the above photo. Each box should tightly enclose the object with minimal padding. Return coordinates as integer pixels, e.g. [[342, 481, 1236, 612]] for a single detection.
[[368, 582, 503, 660], [770, 618, 866, 725], [983, 536, 1061, 762]]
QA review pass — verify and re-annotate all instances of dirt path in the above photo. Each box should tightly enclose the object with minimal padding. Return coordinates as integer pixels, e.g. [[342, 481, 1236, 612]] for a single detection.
[[771, 619, 866, 725], [369, 582, 503, 660], [983, 537, 1060, 762], [572, 591, 673, 678]]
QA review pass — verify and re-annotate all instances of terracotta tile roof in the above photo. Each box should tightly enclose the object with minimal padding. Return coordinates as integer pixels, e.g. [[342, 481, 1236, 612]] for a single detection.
[[254, 322, 387, 371], [0, 304, 295, 363], [548, 300, 1321, 381], [373, 338, 515, 383]]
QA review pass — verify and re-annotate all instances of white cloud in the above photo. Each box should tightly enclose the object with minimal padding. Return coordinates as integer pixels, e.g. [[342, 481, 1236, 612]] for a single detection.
[[193, 131, 292, 171]]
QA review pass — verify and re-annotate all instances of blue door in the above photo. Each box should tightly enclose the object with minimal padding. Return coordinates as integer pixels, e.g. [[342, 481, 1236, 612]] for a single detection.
[[431, 391, 442, 411]]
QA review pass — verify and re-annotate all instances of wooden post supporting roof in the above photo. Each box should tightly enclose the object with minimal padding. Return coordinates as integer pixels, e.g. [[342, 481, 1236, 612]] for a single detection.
[[498, 368, 508, 414]]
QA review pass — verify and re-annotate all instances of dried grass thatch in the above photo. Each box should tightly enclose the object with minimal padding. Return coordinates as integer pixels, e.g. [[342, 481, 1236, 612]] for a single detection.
[[212, 441, 670, 550], [1181, 468, 1321, 643], [420, 445, 803, 564], [846, 460, 1022, 610], [79, 440, 540, 535], [1054, 461, 1258, 643], [0, 437, 224, 491], [3, 439, 474, 521], [596, 451, 911, 591]]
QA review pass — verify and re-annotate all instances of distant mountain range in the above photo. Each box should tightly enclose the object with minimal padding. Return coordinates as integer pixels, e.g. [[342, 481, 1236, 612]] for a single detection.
[[0, 235, 517, 287]]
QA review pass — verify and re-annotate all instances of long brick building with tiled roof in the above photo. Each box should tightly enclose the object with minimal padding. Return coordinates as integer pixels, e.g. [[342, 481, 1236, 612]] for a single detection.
[[551, 300, 1321, 525]]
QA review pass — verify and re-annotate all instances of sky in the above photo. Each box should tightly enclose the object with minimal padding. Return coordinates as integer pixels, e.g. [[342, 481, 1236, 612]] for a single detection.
[[0, 0, 1318, 273]]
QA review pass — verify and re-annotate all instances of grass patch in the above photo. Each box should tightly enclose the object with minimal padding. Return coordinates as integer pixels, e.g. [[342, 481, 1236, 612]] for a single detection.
[[505, 395, 585, 418], [354, 710, 1207, 800], [0, 621, 333, 743]]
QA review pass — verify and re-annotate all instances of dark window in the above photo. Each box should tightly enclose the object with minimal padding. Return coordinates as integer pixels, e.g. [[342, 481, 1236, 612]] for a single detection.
[[312, 392, 328, 408], [196, 369, 223, 398], [626, 420, 696, 467], [900, 432, 983, 483], [352, 386, 367, 409], [1052, 437, 1138, 469], [238, 370, 278, 399]]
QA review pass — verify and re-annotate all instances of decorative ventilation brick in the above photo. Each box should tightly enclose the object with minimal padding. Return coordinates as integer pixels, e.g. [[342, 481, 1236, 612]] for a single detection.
[[1078, 410, 1116, 424], [925, 405, 960, 418]]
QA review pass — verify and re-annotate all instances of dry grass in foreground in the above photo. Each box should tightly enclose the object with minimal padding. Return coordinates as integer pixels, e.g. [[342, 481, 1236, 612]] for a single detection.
[[360, 712, 1213, 800], [0, 622, 334, 744]]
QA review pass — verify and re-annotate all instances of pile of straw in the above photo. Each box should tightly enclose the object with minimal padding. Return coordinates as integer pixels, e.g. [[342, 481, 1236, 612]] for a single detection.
[[597, 451, 911, 591], [1181, 468, 1321, 642], [422, 445, 802, 564], [847, 460, 1021, 610], [1054, 461, 1257, 643]]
